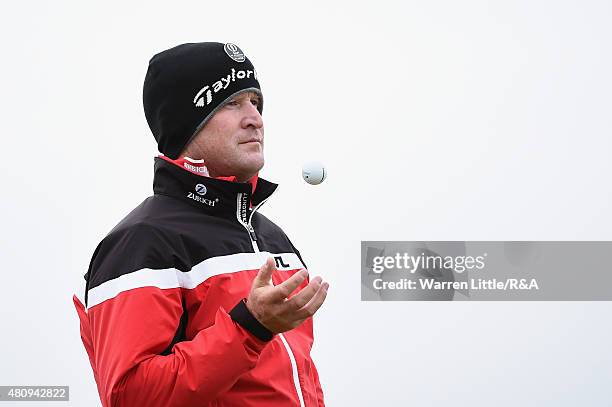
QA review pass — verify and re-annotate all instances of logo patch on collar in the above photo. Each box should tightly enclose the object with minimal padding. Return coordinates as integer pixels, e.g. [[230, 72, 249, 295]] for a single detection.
[[195, 184, 207, 196], [187, 184, 218, 207]]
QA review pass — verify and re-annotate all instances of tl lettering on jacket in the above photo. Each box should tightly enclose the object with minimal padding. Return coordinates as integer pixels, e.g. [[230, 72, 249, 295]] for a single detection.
[[274, 256, 290, 269]]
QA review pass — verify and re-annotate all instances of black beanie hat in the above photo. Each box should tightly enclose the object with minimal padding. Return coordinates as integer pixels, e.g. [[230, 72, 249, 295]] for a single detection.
[[143, 42, 263, 159]]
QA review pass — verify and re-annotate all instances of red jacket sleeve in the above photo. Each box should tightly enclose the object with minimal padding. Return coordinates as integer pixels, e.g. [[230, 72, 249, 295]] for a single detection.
[[75, 223, 270, 407], [77, 286, 268, 407]]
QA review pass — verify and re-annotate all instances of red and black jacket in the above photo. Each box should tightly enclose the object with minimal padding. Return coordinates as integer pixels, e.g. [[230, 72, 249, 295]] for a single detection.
[[73, 156, 325, 407]]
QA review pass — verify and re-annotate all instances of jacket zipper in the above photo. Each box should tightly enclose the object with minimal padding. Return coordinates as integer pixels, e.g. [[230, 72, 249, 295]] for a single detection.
[[236, 192, 306, 407], [236, 193, 260, 252]]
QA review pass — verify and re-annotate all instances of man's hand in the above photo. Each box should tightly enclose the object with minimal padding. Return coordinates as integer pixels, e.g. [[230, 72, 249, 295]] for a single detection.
[[245, 258, 329, 334]]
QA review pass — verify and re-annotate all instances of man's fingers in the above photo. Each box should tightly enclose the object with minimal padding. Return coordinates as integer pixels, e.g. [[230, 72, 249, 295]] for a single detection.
[[252, 257, 276, 288], [284, 276, 322, 310], [294, 282, 329, 320], [269, 269, 309, 301]]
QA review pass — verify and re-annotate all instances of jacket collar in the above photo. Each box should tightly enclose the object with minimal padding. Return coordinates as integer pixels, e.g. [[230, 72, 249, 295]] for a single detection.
[[152, 157, 278, 221]]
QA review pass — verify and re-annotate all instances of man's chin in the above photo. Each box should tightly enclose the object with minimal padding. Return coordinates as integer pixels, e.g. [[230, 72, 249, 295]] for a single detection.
[[243, 152, 264, 167], [234, 158, 264, 182]]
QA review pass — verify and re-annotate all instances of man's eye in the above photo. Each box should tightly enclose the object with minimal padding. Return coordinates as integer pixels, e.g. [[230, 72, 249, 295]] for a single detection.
[[251, 99, 260, 106], [226, 100, 239, 106]]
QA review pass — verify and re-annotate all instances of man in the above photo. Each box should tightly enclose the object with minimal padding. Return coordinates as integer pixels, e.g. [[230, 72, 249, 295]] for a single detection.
[[73, 42, 329, 407]]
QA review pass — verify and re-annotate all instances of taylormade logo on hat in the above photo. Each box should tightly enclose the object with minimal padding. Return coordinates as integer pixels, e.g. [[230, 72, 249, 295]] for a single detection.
[[193, 67, 259, 107], [143, 42, 264, 159]]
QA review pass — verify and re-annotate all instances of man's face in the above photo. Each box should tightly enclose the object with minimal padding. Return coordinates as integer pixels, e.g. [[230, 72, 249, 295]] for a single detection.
[[182, 91, 264, 182]]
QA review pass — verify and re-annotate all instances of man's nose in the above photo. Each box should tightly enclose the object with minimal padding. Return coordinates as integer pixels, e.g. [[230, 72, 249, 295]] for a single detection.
[[242, 103, 264, 129]]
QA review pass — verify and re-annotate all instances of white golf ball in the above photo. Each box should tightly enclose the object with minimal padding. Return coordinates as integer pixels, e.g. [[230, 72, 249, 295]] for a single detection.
[[302, 161, 327, 185]]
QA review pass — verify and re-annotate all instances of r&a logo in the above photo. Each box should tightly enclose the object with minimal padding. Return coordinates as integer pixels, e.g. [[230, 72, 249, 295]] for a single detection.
[[224, 43, 246, 62]]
